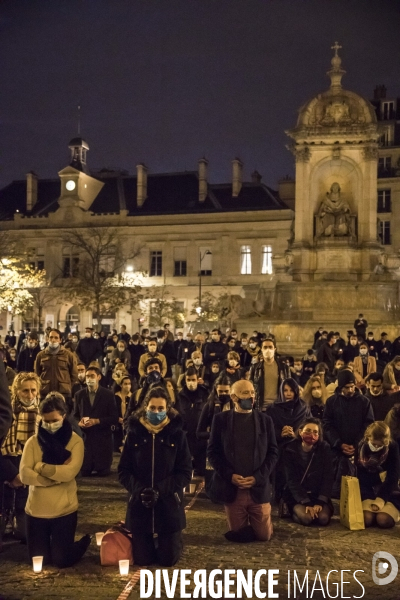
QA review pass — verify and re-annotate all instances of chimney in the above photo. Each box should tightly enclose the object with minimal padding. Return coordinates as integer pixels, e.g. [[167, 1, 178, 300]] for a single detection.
[[232, 158, 243, 197], [251, 170, 262, 184], [374, 85, 387, 101], [136, 163, 148, 208], [26, 171, 38, 212], [198, 158, 208, 203], [278, 176, 295, 210]]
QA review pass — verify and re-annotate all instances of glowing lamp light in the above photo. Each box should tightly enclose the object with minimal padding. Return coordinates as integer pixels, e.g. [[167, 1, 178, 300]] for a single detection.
[[119, 559, 130, 576], [126, 265, 133, 272], [32, 556, 43, 573], [95, 532, 105, 546], [195, 306, 202, 315]]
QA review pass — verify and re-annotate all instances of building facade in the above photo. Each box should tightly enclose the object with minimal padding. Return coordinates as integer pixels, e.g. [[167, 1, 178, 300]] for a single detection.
[[0, 44, 399, 350]]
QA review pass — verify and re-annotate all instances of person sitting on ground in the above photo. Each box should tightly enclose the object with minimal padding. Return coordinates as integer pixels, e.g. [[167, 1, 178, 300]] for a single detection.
[[382, 355, 400, 392], [356, 421, 400, 529], [301, 374, 328, 420], [365, 372, 400, 421], [118, 386, 192, 566], [19, 393, 91, 567], [282, 417, 333, 527], [353, 342, 377, 391], [207, 379, 278, 543]]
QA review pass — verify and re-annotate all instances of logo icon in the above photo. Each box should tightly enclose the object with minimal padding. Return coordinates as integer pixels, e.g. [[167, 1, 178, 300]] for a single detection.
[[372, 551, 398, 586]]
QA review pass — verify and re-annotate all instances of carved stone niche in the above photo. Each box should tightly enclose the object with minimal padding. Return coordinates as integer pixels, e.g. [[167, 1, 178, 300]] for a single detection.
[[362, 146, 378, 161]]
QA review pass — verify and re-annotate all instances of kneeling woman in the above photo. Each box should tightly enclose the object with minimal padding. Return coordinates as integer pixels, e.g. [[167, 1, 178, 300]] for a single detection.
[[19, 393, 91, 567], [118, 386, 192, 566], [282, 418, 334, 526], [357, 421, 400, 529]]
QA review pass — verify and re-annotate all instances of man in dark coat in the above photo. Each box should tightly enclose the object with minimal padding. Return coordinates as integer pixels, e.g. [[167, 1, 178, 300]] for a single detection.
[[323, 369, 374, 497], [342, 334, 360, 364], [375, 332, 392, 364], [16, 333, 41, 372], [207, 379, 278, 542], [157, 329, 177, 378], [74, 366, 118, 476], [175, 366, 209, 476], [0, 361, 13, 480], [128, 334, 145, 382], [249, 338, 290, 411], [316, 332, 336, 373], [354, 314, 368, 340], [177, 334, 196, 372], [76, 327, 103, 367], [365, 372, 400, 421], [203, 329, 228, 368]]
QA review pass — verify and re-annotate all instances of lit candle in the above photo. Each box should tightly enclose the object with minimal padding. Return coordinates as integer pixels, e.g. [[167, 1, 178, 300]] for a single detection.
[[119, 559, 130, 576], [95, 532, 105, 546], [32, 556, 43, 573]]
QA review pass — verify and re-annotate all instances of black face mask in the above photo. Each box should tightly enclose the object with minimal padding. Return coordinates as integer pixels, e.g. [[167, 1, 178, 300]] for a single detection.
[[217, 394, 230, 404]]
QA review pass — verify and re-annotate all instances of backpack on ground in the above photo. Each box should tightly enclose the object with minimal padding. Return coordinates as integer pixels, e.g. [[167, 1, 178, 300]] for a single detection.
[[100, 522, 133, 566]]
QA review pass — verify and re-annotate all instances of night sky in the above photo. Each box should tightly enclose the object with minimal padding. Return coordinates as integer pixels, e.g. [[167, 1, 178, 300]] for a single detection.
[[1, 0, 399, 190]]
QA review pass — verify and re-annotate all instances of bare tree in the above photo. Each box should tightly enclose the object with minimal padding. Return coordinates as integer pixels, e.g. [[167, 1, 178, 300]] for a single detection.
[[60, 227, 143, 330], [147, 286, 186, 329]]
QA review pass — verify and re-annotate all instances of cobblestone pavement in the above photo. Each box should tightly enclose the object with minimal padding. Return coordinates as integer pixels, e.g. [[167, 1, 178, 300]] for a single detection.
[[1, 460, 400, 600]]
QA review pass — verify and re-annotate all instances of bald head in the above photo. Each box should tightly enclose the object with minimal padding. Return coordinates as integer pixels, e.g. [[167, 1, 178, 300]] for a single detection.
[[231, 380, 254, 397]]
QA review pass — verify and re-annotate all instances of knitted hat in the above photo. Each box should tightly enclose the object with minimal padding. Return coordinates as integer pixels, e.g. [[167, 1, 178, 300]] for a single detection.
[[338, 369, 356, 388]]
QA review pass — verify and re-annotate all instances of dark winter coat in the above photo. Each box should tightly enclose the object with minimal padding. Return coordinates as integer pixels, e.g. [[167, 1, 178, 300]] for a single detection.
[[0, 361, 14, 483], [282, 439, 334, 507], [249, 359, 291, 411], [17, 345, 41, 373], [196, 397, 234, 440], [203, 341, 228, 367], [128, 343, 146, 369], [177, 340, 196, 369], [76, 337, 103, 366], [316, 342, 336, 372], [118, 412, 192, 535], [73, 386, 118, 472], [356, 441, 400, 507], [323, 389, 374, 451], [176, 385, 209, 437], [366, 390, 400, 422], [342, 343, 360, 364], [207, 409, 278, 504]]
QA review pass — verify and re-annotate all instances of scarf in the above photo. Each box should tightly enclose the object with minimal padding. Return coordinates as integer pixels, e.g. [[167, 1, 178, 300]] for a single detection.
[[115, 392, 131, 418], [247, 346, 260, 358], [37, 419, 73, 464], [358, 441, 389, 472], [1, 399, 40, 456], [139, 415, 170, 435]]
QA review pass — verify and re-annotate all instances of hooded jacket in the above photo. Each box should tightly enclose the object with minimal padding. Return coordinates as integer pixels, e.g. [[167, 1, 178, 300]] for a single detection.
[[118, 411, 192, 535], [267, 378, 310, 445]]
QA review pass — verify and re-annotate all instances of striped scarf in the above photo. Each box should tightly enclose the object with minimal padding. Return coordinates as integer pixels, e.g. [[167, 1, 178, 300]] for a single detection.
[[1, 399, 40, 456]]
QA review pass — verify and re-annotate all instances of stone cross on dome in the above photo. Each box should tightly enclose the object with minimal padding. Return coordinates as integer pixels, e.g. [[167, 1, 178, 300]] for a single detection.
[[331, 41, 342, 57]]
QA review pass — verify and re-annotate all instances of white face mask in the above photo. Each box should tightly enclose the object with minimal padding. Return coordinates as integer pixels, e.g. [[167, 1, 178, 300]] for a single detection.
[[186, 382, 198, 391], [86, 378, 98, 388], [85, 332, 91, 338], [311, 389, 322, 399], [262, 348, 274, 359], [360, 349, 368, 355], [117, 347, 125, 352], [42, 419, 63, 434], [48, 342, 60, 349], [78, 373, 86, 382], [148, 346, 157, 353], [228, 359, 238, 367], [193, 358, 202, 366], [249, 343, 256, 349], [368, 441, 384, 453]]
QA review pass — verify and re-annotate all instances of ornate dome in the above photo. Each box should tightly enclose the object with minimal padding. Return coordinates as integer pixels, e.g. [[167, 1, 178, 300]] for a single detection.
[[291, 43, 377, 137]]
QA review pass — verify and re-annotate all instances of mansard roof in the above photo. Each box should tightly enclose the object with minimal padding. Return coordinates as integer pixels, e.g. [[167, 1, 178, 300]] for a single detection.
[[0, 170, 289, 220]]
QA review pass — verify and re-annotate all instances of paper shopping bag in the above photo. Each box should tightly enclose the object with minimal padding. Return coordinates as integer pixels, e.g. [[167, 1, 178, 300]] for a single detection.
[[340, 475, 365, 531]]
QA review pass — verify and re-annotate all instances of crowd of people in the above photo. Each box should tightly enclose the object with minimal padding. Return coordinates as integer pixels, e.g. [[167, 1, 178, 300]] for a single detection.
[[0, 314, 400, 567]]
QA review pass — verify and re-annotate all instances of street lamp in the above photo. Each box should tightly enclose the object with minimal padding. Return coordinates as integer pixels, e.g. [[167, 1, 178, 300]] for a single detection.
[[198, 250, 212, 316]]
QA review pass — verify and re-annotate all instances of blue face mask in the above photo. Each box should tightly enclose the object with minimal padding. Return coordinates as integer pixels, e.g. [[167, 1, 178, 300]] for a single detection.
[[146, 410, 167, 425], [147, 370, 161, 385], [238, 398, 254, 410]]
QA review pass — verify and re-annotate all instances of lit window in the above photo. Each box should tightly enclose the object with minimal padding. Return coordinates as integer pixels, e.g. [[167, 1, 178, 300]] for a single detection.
[[240, 245, 252, 275], [261, 245, 273, 274]]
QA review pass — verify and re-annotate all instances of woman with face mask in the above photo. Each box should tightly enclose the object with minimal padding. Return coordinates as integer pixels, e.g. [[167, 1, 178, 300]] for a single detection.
[[282, 418, 334, 526], [110, 340, 131, 371], [1, 372, 42, 542], [221, 351, 243, 383], [118, 386, 192, 566], [19, 393, 91, 567], [356, 421, 400, 528], [353, 343, 377, 390], [301, 375, 328, 420], [114, 376, 133, 452]]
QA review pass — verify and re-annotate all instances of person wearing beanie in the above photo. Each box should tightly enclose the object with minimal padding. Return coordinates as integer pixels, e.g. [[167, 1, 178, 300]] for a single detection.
[[323, 367, 374, 498]]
